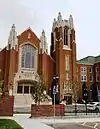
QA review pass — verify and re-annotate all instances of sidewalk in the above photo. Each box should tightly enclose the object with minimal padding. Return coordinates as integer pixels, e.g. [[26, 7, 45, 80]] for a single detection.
[[13, 117, 53, 129], [0, 114, 53, 129]]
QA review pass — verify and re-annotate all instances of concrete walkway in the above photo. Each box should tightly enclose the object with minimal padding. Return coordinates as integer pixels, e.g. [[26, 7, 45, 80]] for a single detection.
[[13, 117, 53, 129], [0, 114, 53, 129]]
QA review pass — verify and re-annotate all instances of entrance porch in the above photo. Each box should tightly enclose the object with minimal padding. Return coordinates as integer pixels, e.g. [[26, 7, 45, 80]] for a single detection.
[[14, 80, 36, 106]]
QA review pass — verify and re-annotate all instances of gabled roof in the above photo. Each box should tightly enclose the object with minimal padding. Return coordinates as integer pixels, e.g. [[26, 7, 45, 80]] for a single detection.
[[77, 55, 100, 65], [95, 55, 100, 63], [18, 27, 40, 42]]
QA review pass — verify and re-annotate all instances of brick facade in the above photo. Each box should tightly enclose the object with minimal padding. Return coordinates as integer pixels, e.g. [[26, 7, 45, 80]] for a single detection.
[[76, 57, 100, 101], [31, 104, 64, 117], [0, 96, 14, 116]]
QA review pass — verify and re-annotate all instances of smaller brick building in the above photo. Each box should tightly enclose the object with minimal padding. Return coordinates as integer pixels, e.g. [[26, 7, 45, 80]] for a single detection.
[[77, 56, 100, 101]]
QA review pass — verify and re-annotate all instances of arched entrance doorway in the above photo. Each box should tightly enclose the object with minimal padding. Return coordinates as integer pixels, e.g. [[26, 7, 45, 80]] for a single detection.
[[17, 80, 35, 94]]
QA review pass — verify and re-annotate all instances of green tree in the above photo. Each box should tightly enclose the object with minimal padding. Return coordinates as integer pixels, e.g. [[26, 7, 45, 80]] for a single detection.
[[31, 74, 49, 105], [0, 80, 4, 93], [0, 80, 9, 96]]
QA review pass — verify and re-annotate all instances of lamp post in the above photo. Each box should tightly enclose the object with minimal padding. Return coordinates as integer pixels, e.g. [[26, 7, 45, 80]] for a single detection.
[[53, 85, 56, 126], [52, 75, 59, 126], [52, 75, 59, 104], [84, 92, 88, 115], [82, 82, 88, 115]]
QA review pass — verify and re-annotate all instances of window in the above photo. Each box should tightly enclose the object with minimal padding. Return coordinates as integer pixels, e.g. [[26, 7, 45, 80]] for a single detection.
[[24, 86, 29, 94], [81, 67, 87, 72], [30, 86, 34, 93], [59, 27, 63, 39], [97, 104, 100, 106], [65, 56, 69, 71], [90, 75, 93, 82], [96, 75, 99, 82], [66, 71, 69, 80], [21, 55, 24, 67], [81, 75, 87, 82], [96, 67, 99, 73], [89, 67, 92, 73], [17, 86, 23, 93], [55, 28, 60, 40], [64, 28, 68, 45], [21, 44, 36, 68], [25, 52, 31, 68]]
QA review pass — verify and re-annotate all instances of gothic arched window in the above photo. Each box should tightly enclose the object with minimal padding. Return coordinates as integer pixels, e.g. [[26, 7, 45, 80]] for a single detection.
[[21, 44, 36, 68], [64, 27, 68, 45]]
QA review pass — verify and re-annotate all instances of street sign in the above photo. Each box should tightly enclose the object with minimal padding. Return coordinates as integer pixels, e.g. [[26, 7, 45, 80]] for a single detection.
[[84, 93, 88, 97], [56, 84, 58, 93], [53, 86, 56, 95]]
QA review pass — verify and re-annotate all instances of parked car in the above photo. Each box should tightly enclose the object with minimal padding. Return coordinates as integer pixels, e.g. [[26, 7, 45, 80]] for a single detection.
[[87, 102, 100, 113], [60, 101, 66, 105]]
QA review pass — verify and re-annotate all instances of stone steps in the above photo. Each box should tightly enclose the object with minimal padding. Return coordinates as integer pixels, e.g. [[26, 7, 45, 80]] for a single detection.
[[14, 94, 33, 105]]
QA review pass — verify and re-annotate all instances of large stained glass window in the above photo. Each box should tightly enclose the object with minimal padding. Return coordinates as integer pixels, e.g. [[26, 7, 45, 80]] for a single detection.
[[21, 44, 36, 68]]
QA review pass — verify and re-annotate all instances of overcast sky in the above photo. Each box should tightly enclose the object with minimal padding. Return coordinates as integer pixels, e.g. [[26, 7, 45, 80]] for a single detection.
[[0, 0, 100, 59]]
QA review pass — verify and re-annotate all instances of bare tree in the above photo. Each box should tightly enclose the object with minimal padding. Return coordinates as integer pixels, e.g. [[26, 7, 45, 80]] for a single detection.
[[64, 80, 80, 103], [64, 80, 81, 115]]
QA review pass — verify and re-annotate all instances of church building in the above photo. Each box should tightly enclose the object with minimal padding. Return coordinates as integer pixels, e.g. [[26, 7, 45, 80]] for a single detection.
[[0, 12, 99, 105]]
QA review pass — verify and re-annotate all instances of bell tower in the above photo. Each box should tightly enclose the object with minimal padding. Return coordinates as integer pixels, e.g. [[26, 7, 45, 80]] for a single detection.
[[50, 12, 76, 99]]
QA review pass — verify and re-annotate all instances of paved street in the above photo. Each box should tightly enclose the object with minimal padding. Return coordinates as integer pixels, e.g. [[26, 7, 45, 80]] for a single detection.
[[54, 123, 92, 129], [54, 122, 100, 129]]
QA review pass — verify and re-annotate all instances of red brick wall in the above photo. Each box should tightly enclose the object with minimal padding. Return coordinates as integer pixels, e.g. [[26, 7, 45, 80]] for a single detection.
[[4, 50, 10, 87], [94, 62, 100, 82], [38, 53, 55, 94], [42, 53, 49, 87], [31, 104, 64, 117], [76, 64, 94, 99], [47, 56, 55, 93], [0, 96, 14, 116], [0, 48, 6, 80]]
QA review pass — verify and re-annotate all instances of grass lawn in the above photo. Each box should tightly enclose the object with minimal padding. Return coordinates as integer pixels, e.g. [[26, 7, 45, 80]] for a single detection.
[[0, 119, 23, 129]]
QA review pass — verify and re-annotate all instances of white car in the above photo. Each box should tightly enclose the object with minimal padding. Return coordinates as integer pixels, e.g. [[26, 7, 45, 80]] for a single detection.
[[87, 102, 100, 112]]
